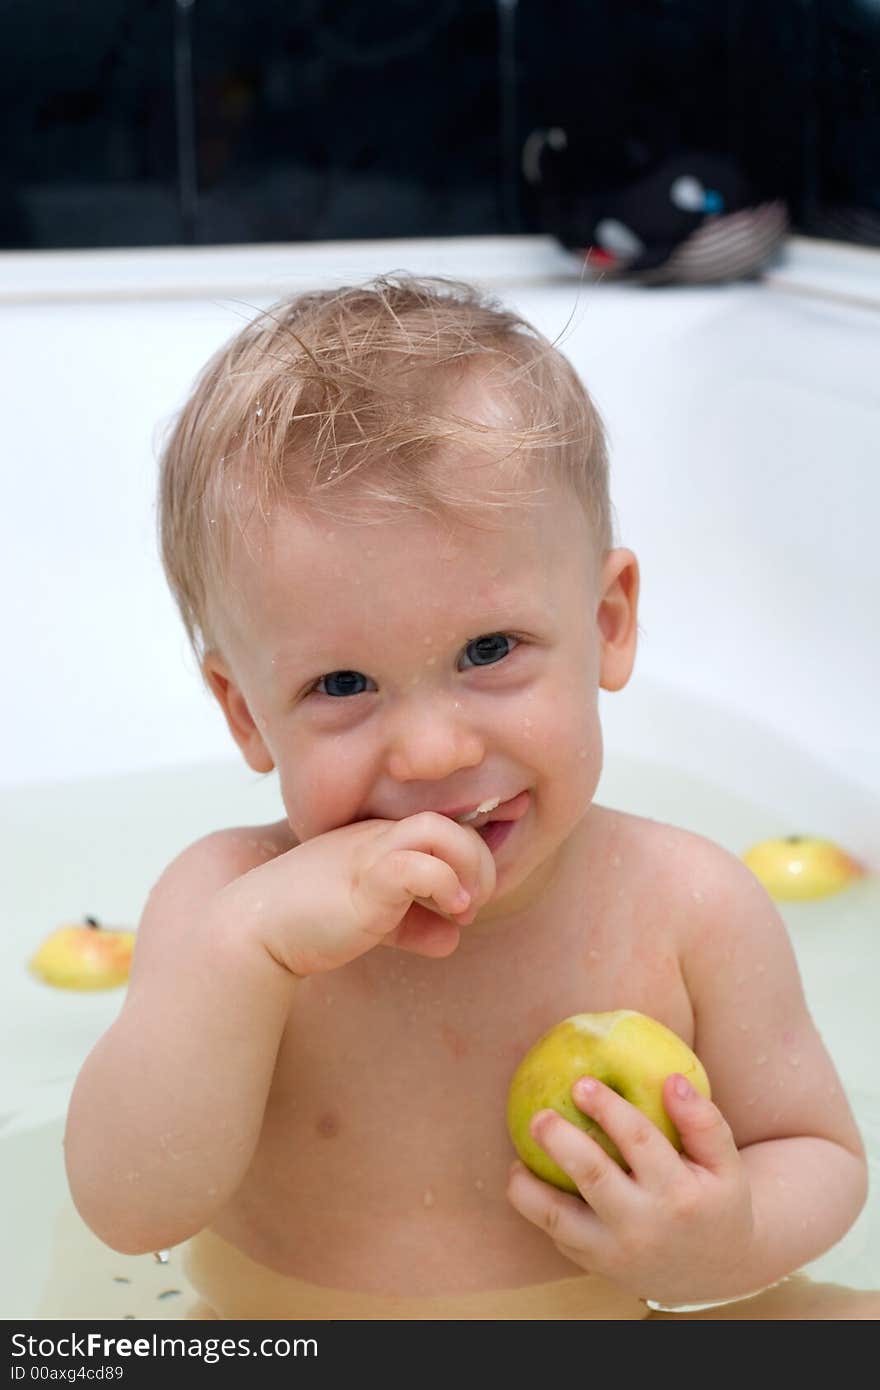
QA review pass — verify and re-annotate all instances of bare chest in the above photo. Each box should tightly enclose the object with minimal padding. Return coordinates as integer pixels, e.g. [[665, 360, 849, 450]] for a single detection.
[[213, 900, 693, 1295]]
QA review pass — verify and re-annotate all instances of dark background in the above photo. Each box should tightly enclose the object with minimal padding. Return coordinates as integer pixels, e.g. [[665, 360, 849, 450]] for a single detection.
[[1, 0, 877, 252]]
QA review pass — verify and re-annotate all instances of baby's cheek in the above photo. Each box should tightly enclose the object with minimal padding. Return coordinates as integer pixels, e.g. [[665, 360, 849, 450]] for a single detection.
[[518, 689, 598, 786], [556, 708, 604, 798], [277, 749, 349, 840]]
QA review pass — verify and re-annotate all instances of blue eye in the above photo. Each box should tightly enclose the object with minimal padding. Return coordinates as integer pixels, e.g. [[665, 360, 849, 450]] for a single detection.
[[311, 634, 518, 698], [314, 670, 374, 698], [461, 633, 518, 667]]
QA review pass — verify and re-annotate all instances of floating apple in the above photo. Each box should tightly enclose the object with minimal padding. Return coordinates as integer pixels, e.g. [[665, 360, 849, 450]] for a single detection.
[[506, 1010, 711, 1193], [742, 835, 864, 901], [29, 915, 135, 991]]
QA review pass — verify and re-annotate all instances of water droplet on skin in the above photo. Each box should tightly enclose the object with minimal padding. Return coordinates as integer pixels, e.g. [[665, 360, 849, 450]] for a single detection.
[[738, 1023, 750, 1033], [474, 1178, 485, 1191], [788, 1056, 801, 1067], [423, 1188, 435, 1208], [610, 855, 621, 868], [691, 890, 704, 903], [588, 949, 601, 961], [756, 1054, 767, 1065], [423, 636, 433, 645], [578, 748, 588, 759], [425, 656, 436, 667]]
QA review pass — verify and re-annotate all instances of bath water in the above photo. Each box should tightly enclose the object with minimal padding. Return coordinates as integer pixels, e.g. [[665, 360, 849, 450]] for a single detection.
[[0, 752, 876, 1318]]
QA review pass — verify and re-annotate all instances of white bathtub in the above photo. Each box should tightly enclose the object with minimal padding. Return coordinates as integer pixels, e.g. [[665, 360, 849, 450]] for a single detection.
[[1, 235, 877, 1317]]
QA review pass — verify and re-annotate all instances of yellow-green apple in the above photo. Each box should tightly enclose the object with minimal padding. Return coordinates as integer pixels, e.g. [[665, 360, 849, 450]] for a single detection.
[[742, 835, 864, 901], [29, 915, 135, 991], [507, 1010, 711, 1193]]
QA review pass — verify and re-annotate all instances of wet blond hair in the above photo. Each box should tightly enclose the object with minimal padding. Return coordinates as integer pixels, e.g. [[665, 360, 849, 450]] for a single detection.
[[157, 273, 612, 667]]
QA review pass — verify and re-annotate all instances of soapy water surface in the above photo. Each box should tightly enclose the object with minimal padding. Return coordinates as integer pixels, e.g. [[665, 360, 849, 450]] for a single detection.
[[0, 753, 876, 1317]]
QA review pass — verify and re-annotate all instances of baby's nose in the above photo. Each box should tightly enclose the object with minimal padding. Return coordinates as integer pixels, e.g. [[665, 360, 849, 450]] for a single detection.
[[384, 702, 484, 783]]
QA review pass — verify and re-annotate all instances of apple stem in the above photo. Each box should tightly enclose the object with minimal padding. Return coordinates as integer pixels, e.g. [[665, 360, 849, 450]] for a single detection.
[[85, 915, 100, 929]]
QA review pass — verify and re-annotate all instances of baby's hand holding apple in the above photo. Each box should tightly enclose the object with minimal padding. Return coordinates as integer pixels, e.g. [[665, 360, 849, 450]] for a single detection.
[[214, 811, 496, 977], [507, 1073, 755, 1306]]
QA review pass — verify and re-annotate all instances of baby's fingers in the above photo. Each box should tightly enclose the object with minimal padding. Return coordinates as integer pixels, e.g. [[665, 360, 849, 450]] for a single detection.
[[386, 904, 462, 959], [507, 1158, 608, 1261], [662, 1074, 739, 1175], [394, 847, 472, 918], [525, 1107, 636, 1224], [571, 1078, 681, 1186], [363, 848, 471, 928]]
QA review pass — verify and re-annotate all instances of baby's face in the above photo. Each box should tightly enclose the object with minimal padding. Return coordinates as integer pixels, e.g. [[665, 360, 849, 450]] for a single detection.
[[206, 482, 637, 920]]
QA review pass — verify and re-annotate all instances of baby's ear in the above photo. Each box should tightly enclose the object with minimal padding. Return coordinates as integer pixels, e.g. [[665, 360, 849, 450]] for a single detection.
[[201, 652, 275, 774], [597, 548, 640, 692]]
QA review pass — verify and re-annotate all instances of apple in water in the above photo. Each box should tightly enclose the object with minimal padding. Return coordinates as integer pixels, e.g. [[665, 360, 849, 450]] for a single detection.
[[29, 915, 135, 991], [742, 835, 864, 901], [506, 1010, 711, 1193]]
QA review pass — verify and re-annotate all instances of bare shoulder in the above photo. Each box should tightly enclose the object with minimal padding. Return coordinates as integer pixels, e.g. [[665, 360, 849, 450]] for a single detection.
[[595, 803, 793, 985], [594, 804, 764, 919], [600, 807, 863, 1153], [145, 817, 294, 906], [134, 819, 295, 946]]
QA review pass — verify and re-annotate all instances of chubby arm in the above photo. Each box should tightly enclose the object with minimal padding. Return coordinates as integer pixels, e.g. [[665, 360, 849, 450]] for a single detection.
[[681, 843, 866, 1295], [64, 830, 297, 1255], [66, 810, 493, 1256], [507, 835, 867, 1306]]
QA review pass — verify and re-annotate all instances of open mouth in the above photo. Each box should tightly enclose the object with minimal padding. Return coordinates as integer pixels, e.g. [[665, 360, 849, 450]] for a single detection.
[[456, 790, 530, 854], [474, 819, 516, 854]]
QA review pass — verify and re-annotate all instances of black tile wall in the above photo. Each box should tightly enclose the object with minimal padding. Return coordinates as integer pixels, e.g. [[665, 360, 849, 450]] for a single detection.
[[1, 0, 180, 247], [184, 0, 501, 244], [1, 0, 877, 252]]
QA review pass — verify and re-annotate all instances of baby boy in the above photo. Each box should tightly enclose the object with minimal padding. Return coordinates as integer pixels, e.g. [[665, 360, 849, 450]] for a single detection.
[[65, 275, 875, 1319]]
